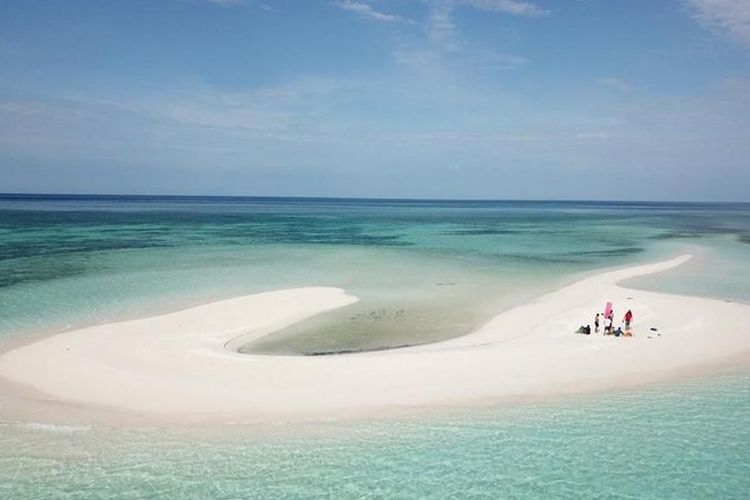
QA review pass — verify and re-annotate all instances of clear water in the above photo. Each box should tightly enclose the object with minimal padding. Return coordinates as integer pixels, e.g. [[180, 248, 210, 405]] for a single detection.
[[1, 373, 748, 499], [1, 195, 749, 497], [2, 195, 749, 352]]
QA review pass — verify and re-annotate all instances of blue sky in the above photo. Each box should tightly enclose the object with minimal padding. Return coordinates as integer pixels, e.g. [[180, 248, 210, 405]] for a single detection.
[[1, 0, 749, 200]]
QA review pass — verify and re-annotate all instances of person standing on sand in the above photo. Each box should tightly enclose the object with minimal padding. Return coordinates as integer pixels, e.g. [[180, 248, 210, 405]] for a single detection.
[[594, 313, 600, 333], [624, 309, 633, 329], [604, 314, 612, 335]]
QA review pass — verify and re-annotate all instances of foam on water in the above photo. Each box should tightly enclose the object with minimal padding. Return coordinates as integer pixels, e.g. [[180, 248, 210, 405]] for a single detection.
[[14, 423, 92, 434]]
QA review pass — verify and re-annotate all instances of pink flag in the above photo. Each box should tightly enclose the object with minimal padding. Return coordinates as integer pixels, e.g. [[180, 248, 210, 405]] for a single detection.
[[604, 301, 612, 318]]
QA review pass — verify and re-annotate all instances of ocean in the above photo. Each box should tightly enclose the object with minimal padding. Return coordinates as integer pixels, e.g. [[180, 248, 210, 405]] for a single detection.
[[0, 194, 748, 498]]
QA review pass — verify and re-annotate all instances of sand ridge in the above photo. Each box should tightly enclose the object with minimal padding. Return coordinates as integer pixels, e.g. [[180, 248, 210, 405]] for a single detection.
[[1, 255, 748, 423]]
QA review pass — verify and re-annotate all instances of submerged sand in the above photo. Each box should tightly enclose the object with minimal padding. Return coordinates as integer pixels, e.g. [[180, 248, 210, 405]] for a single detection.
[[1, 255, 748, 424]]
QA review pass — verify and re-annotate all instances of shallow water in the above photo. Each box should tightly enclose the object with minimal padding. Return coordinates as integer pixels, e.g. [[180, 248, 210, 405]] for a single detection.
[[1, 372, 748, 499], [2, 195, 749, 353], [1, 195, 749, 498]]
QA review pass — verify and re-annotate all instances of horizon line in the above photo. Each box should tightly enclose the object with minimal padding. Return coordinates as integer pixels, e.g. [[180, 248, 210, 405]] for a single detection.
[[1, 192, 749, 205]]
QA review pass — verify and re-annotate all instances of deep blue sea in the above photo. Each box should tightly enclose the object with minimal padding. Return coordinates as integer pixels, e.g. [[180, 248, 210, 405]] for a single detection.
[[0, 195, 748, 498]]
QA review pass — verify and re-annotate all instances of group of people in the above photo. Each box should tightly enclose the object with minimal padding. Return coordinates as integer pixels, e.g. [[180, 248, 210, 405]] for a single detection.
[[595, 308, 633, 337], [576, 307, 634, 337]]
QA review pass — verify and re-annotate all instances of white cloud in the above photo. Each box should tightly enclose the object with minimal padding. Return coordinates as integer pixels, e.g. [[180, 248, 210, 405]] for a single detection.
[[423, 0, 541, 63], [206, 0, 274, 9], [335, 1, 403, 23], [428, 2, 462, 49], [425, 0, 547, 52], [154, 77, 348, 136], [465, 0, 550, 17], [466, 50, 529, 68], [207, 0, 245, 6], [687, 0, 750, 47], [5, 76, 750, 200], [596, 77, 633, 92]]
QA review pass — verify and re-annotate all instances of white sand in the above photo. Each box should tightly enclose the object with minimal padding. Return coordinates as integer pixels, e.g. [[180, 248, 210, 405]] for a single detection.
[[1, 255, 748, 423]]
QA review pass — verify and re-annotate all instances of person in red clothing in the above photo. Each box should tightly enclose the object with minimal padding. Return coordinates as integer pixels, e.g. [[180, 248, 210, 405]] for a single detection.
[[624, 309, 633, 329]]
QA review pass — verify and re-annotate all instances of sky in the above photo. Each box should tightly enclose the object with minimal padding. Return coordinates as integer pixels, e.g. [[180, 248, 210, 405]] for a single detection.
[[1, 0, 749, 201]]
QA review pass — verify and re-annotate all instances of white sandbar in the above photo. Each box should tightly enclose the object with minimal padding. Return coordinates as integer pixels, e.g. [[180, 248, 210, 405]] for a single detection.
[[1, 255, 748, 423]]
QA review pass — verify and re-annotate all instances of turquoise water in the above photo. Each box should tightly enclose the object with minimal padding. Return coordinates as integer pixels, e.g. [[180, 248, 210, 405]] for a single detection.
[[1, 195, 749, 497], [2, 195, 749, 352], [1, 373, 748, 498]]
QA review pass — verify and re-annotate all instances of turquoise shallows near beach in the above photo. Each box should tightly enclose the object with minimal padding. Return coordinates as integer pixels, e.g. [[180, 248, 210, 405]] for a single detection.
[[0, 195, 749, 498]]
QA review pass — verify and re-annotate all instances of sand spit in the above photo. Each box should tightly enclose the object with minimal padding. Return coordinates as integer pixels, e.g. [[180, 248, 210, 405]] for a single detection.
[[1, 255, 748, 424]]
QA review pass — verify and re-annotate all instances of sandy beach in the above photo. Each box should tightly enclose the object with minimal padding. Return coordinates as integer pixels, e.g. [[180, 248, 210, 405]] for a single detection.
[[1, 254, 748, 424]]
